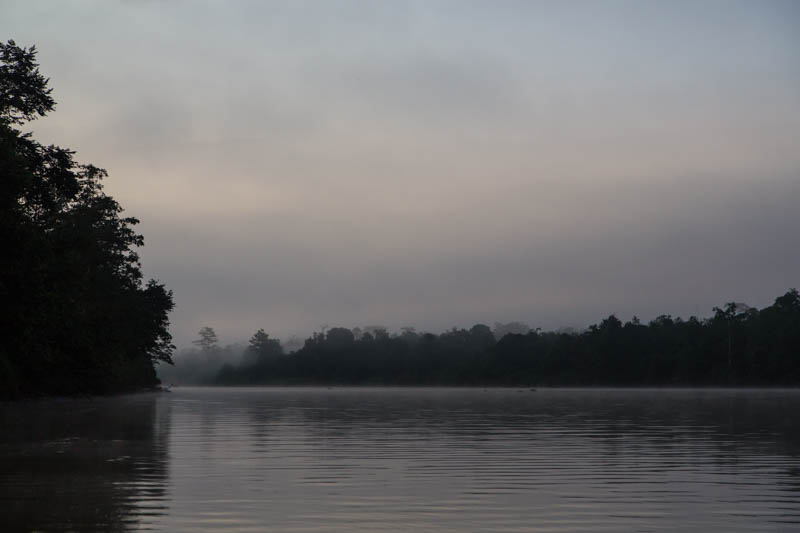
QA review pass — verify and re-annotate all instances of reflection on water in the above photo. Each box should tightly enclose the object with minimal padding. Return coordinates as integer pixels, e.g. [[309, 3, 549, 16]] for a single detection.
[[0, 393, 170, 531], [2, 388, 800, 532]]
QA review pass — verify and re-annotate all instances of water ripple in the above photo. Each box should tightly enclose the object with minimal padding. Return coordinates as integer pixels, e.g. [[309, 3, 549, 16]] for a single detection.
[[2, 388, 800, 531]]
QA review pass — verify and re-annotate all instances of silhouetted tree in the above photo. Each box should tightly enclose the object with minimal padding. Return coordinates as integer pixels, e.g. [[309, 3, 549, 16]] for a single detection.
[[1, 40, 174, 398], [326, 327, 355, 347], [246, 329, 282, 364], [211, 291, 800, 387], [193, 326, 219, 352]]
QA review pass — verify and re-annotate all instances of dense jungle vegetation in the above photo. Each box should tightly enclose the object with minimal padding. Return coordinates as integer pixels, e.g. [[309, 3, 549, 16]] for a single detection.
[[1, 41, 174, 398], [208, 290, 800, 386]]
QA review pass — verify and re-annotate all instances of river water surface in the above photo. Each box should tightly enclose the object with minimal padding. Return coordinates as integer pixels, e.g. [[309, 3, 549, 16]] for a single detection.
[[2, 387, 799, 532]]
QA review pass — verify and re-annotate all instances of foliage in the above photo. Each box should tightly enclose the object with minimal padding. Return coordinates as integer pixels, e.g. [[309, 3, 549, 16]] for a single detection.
[[0, 40, 174, 398], [246, 329, 283, 362], [214, 290, 800, 386], [192, 326, 219, 352]]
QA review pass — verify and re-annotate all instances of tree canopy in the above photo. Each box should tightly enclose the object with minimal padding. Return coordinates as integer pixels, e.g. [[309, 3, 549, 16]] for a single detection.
[[213, 289, 800, 387], [1, 40, 174, 398]]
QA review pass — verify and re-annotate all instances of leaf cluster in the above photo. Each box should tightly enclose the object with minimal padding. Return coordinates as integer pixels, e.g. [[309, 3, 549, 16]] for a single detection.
[[1, 40, 174, 398]]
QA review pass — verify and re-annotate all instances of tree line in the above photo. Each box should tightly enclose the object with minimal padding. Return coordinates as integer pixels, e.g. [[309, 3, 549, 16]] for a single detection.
[[1, 40, 174, 398], [207, 289, 800, 386]]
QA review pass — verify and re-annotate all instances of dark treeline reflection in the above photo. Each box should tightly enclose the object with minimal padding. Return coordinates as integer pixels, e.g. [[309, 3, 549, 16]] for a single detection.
[[202, 290, 800, 386], [221, 388, 800, 461], [0, 393, 170, 531], [4, 388, 799, 531], [173, 386, 800, 531]]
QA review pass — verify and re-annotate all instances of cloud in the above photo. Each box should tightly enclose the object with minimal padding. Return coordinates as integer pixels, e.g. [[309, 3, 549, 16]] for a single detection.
[[1, 0, 798, 346]]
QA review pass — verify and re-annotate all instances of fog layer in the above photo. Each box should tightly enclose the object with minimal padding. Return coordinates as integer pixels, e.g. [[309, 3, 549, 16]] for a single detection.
[[2, 1, 798, 345]]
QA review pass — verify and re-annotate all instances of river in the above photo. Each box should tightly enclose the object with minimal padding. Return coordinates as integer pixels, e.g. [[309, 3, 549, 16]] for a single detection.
[[2, 387, 799, 531]]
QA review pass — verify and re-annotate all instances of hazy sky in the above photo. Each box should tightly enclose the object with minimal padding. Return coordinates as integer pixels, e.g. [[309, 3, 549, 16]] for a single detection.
[[3, 1, 799, 346]]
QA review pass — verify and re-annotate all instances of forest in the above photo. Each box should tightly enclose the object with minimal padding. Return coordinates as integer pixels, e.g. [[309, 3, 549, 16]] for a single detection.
[[206, 289, 800, 387], [3, 39, 798, 398], [0, 41, 174, 399]]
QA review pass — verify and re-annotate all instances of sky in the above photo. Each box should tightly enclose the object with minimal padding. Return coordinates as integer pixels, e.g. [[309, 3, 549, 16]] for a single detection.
[[3, 1, 799, 347]]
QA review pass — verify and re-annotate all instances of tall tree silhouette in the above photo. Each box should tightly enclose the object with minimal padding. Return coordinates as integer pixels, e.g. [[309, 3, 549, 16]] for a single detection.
[[0, 40, 174, 398], [193, 327, 219, 352]]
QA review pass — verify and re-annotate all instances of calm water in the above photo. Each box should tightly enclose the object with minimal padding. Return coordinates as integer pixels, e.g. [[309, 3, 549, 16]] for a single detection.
[[2, 388, 800, 532]]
